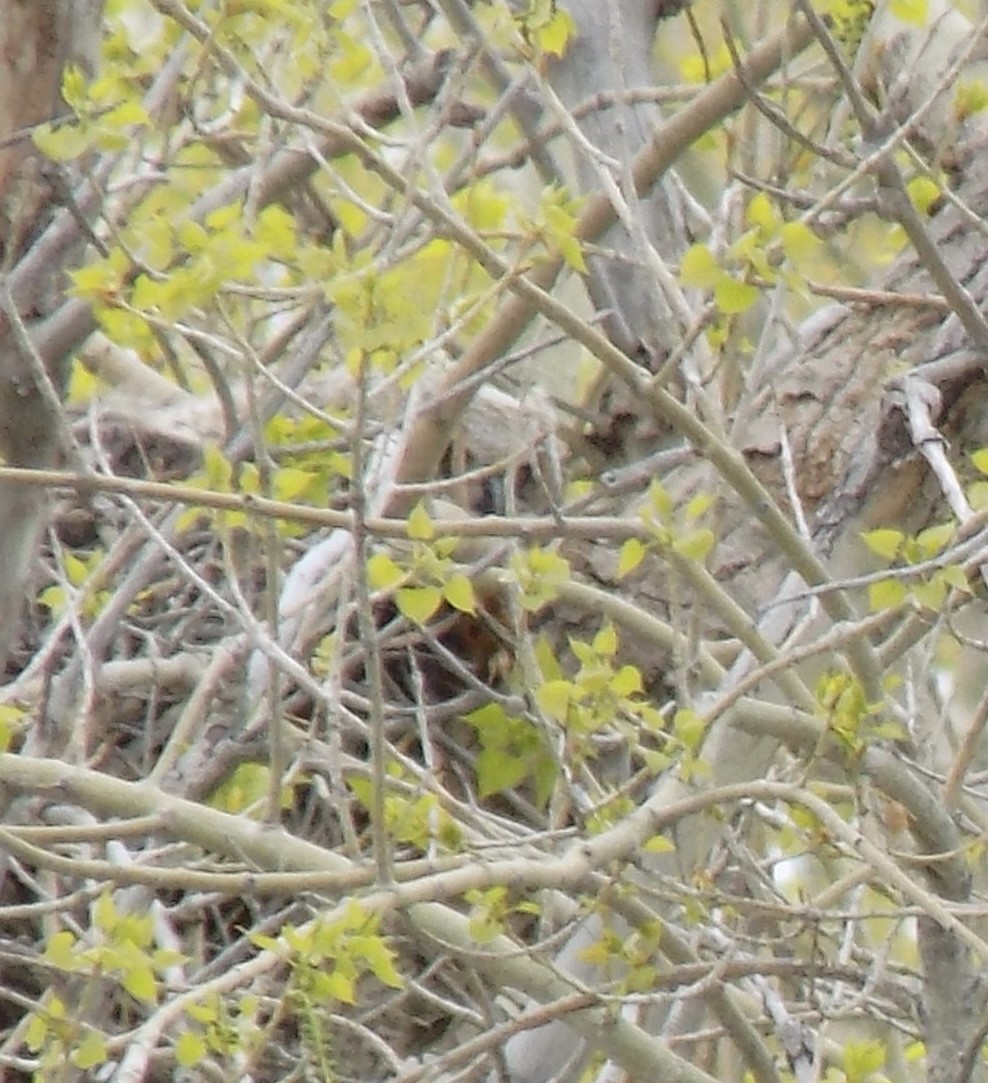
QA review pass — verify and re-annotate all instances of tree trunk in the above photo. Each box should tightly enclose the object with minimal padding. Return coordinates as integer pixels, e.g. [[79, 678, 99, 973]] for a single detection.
[[0, 0, 104, 668]]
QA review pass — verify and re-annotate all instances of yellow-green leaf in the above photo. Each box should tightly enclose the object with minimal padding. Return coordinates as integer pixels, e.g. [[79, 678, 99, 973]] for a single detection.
[[714, 277, 759, 314], [396, 585, 442, 624], [122, 959, 157, 1003], [675, 527, 715, 562], [890, 0, 928, 25], [940, 565, 971, 593], [175, 1031, 208, 1067], [443, 573, 475, 614], [33, 121, 93, 161], [592, 623, 617, 657], [868, 578, 908, 611], [861, 528, 904, 561], [273, 466, 317, 501], [679, 244, 721, 289], [611, 665, 642, 697], [907, 175, 941, 216], [557, 232, 587, 272], [367, 552, 405, 591], [617, 537, 645, 577], [534, 8, 576, 55], [407, 502, 435, 541], [746, 192, 779, 235], [536, 679, 573, 721], [915, 522, 954, 558], [780, 221, 822, 264], [72, 1031, 108, 1070], [44, 931, 81, 971], [913, 577, 948, 611]]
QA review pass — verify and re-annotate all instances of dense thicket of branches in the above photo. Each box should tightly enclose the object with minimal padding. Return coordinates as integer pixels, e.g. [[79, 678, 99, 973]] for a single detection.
[[3, 2, 988, 1082]]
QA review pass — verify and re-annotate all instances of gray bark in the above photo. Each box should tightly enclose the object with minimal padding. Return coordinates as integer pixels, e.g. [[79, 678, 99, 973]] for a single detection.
[[0, 0, 104, 667]]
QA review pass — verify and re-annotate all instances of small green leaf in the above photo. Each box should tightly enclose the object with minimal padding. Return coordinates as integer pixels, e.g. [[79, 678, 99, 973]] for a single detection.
[[684, 493, 714, 521], [360, 938, 404, 989], [122, 959, 158, 1004], [714, 277, 759, 314], [611, 665, 642, 697], [24, 1012, 48, 1052], [780, 221, 822, 264], [44, 931, 81, 971], [175, 1031, 208, 1067], [972, 448, 988, 475], [617, 537, 645, 577], [643, 834, 676, 854], [913, 576, 948, 611], [890, 0, 928, 25], [536, 679, 573, 721], [940, 565, 971, 592], [406, 502, 435, 541], [679, 244, 721, 288], [33, 121, 93, 161], [746, 192, 779, 234], [321, 969, 356, 1004], [673, 708, 706, 753], [868, 578, 908, 611], [557, 232, 587, 272], [647, 480, 673, 520], [675, 528, 715, 562], [72, 1031, 108, 1070], [907, 175, 941, 216], [861, 529, 904, 561], [534, 8, 576, 55], [442, 573, 475, 614], [955, 79, 988, 121], [396, 585, 442, 624], [476, 747, 528, 797], [367, 552, 405, 591], [592, 623, 617, 657], [202, 444, 233, 492], [914, 522, 954, 558], [272, 466, 317, 501]]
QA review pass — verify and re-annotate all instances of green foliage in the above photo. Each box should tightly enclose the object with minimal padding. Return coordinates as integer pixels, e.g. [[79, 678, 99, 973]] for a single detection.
[[464, 702, 558, 803], [889, 0, 929, 25], [366, 504, 476, 624], [252, 901, 403, 1009], [347, 766, 464, 850], [249, 903, 401, 1078], [679, 191, 823, 319], [820, 0, 876, 53], [37, 548, 112, 620], [620, 481, 715, 573], [0, 702, 26, 752], [827, 1037, 888, 1083], [32, 61, 150, 161], [512, 0, 577, 58], [860, 520, 969, 613], [180, 992, 263, 1069], [27, 895, 187, 1071], [954, 78, 988, 121], [207, 761, 299, 815], [816, 670, 903, 753], [511, 545, 571, 611], [535, 623, 644, 740], [465, 884, 541, 942], [578, 919, 663, 994], [520, 186, 587, 271]]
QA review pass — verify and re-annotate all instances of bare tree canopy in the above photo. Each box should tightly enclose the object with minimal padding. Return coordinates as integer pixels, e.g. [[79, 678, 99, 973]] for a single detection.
[[3, 2, 988, 1082]]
